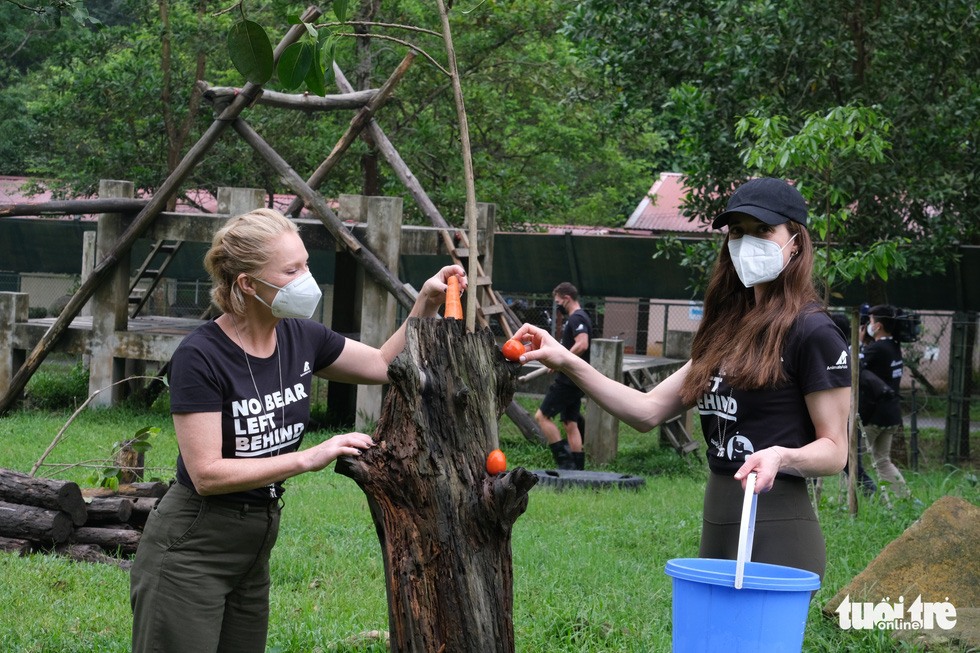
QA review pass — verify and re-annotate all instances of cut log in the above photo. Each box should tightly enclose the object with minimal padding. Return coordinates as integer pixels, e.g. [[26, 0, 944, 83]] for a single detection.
[[0, 500, 72, 544], [55, 543, 133, 571], [128, 497, 159, 527], [504, 400, 548, 447], [336, 318, 537, 653], [81, 481, 168, 499], [0, 535, 31, 555], [0, 467, 87, 526], [71, 526, 141, 556], [84, 497, 134, 524]]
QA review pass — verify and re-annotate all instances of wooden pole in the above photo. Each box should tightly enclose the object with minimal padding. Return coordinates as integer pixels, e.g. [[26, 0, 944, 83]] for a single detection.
[[0, 6, 323, 416], [282, 51, 417, 220], [231, 118, 416, 310], [0, 198, 148, 218], [332, 64, 523, 336], [199, 83, 377, 112], [334, 64, 451, 229], [336, 63, 542, 445], [435, 0, 480, 332], [585, 339, 625, 465]]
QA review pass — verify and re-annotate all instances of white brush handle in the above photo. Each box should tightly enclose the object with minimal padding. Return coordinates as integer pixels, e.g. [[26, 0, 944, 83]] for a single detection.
[[735, 471, 758, 590]]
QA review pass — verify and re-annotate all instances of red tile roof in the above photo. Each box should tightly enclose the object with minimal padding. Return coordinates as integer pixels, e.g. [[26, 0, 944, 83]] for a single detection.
[[625, 172, 712, 234]]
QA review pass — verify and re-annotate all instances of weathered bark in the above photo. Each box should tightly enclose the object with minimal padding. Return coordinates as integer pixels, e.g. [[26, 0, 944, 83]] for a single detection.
[[55, 542, 134, 570], [71, 526, 141, 556], [81, 482, 168, 499], [128, 497, 160, 527], [505, 401, 548, 448], [114, 442, 144, 484], [0, 197, 148, 218], [199, 83, 378, 112], [0, 500, 73, 543], [336, 318, 536, 653], [84, 497, 134, 524], [0, 468, 87, 526], [0, 535, 31, 555]]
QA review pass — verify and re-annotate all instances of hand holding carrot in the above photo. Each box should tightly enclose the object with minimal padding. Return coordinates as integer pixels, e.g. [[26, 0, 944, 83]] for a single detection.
[[414, 265, 467, 318]]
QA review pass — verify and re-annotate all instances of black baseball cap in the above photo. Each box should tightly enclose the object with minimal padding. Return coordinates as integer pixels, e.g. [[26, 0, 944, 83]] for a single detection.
[[711, 178, 808, 229]]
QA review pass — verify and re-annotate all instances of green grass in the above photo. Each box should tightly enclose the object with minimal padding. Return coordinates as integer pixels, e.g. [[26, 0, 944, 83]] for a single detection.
[[0, 395, 977, 652]]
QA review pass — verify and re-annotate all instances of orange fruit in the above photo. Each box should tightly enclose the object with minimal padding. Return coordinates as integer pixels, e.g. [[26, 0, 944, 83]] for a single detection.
[[486, 449, 507, 475], [501, 339, 525, 361]]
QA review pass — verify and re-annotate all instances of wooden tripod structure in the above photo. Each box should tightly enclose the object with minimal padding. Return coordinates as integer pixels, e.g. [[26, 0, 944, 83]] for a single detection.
[[0, 6, 525, 419], [0, 8, 542, 651]]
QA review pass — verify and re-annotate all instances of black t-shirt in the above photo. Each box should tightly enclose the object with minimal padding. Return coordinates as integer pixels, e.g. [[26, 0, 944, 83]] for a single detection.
[[696, 309, 852, 475], [861, 337, 903, 427], [169, 318, 346, 503], [557, 307, 592, 386]]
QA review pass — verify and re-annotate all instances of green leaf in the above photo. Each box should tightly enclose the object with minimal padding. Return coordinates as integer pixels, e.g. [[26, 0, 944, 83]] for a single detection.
[[320, 37, 337, 85], [305, 55, 326, 97], [278, 42, 313, 91], [334, 0, 350, 23], [227, 20, 274, 85]]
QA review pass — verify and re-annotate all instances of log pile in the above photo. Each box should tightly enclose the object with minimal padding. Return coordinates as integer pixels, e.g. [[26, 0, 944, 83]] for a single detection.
[[0, 467, 166, 567]]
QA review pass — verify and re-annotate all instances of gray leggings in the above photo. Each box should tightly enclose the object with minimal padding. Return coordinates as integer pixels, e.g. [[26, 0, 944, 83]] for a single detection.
[[699, 472, 826, 580], [130, 483, 281, 653]]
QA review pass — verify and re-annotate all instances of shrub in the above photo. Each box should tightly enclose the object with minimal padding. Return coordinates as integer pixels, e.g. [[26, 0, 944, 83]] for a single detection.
[[28, 306, 48, 319], [24, 360, 90, 410]]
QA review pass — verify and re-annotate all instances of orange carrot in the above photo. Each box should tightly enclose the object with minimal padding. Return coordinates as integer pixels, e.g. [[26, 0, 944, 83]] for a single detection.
[[445, 275, 463, 320]]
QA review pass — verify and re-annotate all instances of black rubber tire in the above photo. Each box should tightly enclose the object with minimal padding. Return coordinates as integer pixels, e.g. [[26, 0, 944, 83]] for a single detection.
[[529, 469, 646, 491]]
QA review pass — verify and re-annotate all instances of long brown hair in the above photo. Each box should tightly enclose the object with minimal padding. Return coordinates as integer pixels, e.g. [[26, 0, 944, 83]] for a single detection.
[[679, 221, 822, 404]]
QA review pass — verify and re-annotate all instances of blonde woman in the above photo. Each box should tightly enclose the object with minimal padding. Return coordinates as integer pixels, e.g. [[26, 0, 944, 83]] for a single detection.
[[131, 208, 465, 652]]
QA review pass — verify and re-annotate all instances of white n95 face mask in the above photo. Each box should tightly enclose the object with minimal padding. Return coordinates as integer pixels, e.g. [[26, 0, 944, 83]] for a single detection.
[[727, 233, 797, 288], [253, 271, 323, 319]]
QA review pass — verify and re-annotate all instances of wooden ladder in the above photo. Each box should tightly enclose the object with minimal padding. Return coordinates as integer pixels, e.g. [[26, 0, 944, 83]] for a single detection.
[[438, 229, 519, 338], [128, 239, 183, 318], [624, 368, 700, 456]]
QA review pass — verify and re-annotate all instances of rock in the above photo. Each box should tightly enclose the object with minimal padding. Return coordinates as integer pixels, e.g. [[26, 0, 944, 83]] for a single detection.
[[823, 495, 980, 649]]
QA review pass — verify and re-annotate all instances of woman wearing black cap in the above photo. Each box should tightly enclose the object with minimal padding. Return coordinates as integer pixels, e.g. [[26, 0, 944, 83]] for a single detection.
[[513, 177, 851, 579]]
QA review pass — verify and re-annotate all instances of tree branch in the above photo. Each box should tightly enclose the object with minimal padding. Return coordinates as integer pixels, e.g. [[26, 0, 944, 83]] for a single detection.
[[331, 32, 450, 76], [316, 20, 443, 38]]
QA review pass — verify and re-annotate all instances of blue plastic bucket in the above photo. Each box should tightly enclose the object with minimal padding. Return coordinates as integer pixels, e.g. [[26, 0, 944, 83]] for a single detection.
[[665, 558, 820, 652]]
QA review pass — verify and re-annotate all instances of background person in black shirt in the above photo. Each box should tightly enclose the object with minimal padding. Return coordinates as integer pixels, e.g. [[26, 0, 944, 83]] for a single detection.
[[862, 304, 910, 501], [535, 282, 593, 470]]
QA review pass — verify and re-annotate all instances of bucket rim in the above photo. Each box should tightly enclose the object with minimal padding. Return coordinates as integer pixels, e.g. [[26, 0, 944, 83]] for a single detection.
[[665, 557, 821, 591]]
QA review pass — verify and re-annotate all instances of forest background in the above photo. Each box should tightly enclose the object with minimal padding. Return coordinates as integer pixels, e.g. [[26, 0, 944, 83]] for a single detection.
[[2, 0, 979, 304]]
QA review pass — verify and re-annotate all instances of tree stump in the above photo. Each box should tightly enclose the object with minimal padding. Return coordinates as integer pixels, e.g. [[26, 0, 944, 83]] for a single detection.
[[336, 318, 537, 653]]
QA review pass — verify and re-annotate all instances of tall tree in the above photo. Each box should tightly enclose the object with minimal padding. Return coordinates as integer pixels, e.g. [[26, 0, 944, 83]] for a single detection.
[[7, 0, 663, 228], [565, 0, 980, 297]]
